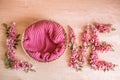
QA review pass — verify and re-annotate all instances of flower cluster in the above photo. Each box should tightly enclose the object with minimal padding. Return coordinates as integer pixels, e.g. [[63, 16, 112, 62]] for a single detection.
[[6, 22, 17, 61], [68, 23, 116, 71], [3, 22, 35, 72], [89, 52, 115, 71], [68, 26, 81, 70], [68, 26, 89, 71], [69, 47, 82, 70], [95, 23, 112, 33], [89, 24, 116, 71], [95, 42, 112, 53], [13, 60, 32, 71]]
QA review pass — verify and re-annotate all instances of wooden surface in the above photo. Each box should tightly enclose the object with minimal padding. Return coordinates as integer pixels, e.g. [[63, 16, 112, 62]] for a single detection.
[[0, 0, 120, 80]]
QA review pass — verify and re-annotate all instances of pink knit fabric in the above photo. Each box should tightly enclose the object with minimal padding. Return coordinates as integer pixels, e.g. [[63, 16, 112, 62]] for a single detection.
[[23, 20, 66, 62]]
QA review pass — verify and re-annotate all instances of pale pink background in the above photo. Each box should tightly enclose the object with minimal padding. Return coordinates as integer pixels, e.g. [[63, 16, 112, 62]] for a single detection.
[[0, 0, 120, 80]]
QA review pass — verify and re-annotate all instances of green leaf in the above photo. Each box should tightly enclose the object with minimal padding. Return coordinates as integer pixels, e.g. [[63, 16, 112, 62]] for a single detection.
[[5, 32, 9, 34], [2, 23, 8, 29], [111, 28, 116, 31], [2, 23, 10, 37], [4, 52, 13, 68], [7, 26, 10, 31], [7, 35, 9, 37], [14, 43, 18, 45], [4, 57, 9, 68], [111, 48, 115, 52], [13, 46, 17, 49], [102, 41, 107, 44], [2, 23, 11, 38], [24, 69, 29, 73], [15, 39, 21, 42], [30, 69, 36, 72], [68, 42, 74, 50], [16, 34, 20, 39]]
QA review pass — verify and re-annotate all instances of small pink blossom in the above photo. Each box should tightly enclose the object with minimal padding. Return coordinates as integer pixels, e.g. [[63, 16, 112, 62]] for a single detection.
[[13, 60, 32, 70], [95, 43, 112, 52], [95, 23, 112, 33], [81, 26, 89, 43], [7, 50, 16, 61]]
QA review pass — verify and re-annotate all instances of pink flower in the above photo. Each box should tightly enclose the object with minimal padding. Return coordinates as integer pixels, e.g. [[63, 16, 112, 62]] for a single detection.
[[95, 43, 112, 52], [81, 26, 89, 43], [7, 51, 16, 61], [95, 23, 112, 33], [8, 23, 16, 39], [13, 60, 32, 70]]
